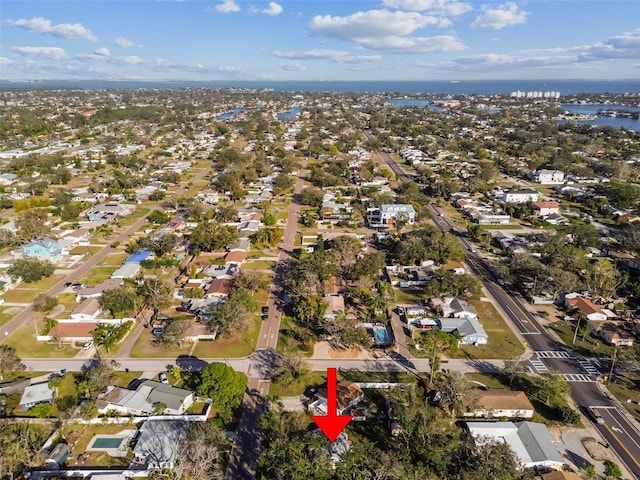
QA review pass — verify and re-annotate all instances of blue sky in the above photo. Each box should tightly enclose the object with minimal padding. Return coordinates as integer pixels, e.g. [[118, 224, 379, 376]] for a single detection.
[[1, 1, 639, 81]]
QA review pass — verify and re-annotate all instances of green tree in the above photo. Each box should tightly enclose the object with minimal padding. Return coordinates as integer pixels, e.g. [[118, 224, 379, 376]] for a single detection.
[[32, 294, 58, 317], [0, 345, 25, 381], [196, 362, 247, 420], [189, 221, 239, 253], [92, 324, 119, 354], [537, 373, 570, 407], [603, 459, 622, 479], [271, 353, 310, 385], [136, 277, 172, 315], [99, 286, 138, 317], [208, 288, 258, 337], [7, 258, 55, 283], [156, 319, 189, 347], [300, 187, 324, 208], [416, 329, 459, 385], [147, 210, 170, 224]]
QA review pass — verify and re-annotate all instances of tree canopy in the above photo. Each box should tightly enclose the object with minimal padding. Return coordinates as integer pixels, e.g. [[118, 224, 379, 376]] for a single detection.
[[195, 362, 247, 420]]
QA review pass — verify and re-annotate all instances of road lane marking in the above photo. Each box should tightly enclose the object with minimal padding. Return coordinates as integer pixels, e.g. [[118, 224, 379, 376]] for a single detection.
[[603, 423, 640, 470]]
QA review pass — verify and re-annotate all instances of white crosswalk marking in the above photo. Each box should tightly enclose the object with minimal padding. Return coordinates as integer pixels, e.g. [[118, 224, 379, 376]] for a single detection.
[[562, 373, 595, 382], [536, 351, 573, 359], [578, 360, 599, 375], [530, 359, 548, 373]]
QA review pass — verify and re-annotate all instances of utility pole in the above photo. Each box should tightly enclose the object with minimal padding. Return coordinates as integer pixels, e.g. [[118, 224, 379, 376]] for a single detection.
[[572, 316, 581, 346], [607, 346, 618, 385]]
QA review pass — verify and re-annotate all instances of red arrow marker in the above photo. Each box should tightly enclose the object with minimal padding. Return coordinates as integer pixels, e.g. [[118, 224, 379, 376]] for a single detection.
[[311, 367, 353, 442]]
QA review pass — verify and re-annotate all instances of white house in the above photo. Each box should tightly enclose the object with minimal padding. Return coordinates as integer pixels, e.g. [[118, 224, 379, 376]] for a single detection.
[[441, 296, 477, 319], [367, 204, 416, 228], [501, 188, 539, 204], [69, 298, 102, 321], [97, 380, 195, 416], [533, 201, 560, 218], [466, 421, 564, 471], [533, 169, 565, 185], [438, 317, 488, 345], [463, 390, 535, 419], [20, 382, 55, 410]]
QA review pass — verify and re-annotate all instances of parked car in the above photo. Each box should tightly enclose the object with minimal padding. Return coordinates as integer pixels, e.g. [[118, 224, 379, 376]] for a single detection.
[[82, 340, 94, 350], [159, 373, 169, 384], [261, 306, 269, 314]]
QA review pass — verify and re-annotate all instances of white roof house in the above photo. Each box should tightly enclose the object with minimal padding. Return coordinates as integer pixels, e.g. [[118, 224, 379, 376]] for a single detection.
[[133, 420, 188, 470], [466, 421, 564, 470], [110, 263, 141, 279], [20, 382, 55, 410], [438, 317, 488, 345]]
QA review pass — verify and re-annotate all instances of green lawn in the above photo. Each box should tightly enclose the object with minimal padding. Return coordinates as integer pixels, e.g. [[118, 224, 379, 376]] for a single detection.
[[55, 293, 77, 318], [112, 370, 143, 389], [277, 315, 315, 357], [0, 306, 14, 328], [4, 322, 77, 358], [393, 288, 425, 305], [193, 315, 263, 358], [242, 260, 276, 270], [3, 274, 66, 303], [606, 373, 640, 423], [549, 320, 614, 357], [77, 266, 119, 286], [129, 327, 193, 358], [270, 371, 326, 397], [455, 300, 524, 360]]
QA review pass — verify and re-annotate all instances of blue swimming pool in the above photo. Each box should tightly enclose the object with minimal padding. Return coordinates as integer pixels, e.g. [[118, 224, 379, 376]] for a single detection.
[[373, 326, 392, 346]]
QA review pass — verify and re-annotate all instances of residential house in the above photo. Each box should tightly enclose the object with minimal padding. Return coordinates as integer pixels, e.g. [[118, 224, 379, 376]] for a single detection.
[[532, 169, 565, 185], [500, 188, 539, 204], [111, 263, 141, 279], [225, 250, 246, 266], [20, 382, 55, 410], [587, 320, 634, 346], [567, 297, 607, 321], [466, 421, 564, 471], [463, 390, 534, 419], [308, 381, 364, 416], [97, 380, 194, 416], [367, 204, 416, 228], [323, 294, 345, 321], [207, 278, 233, 298], [133, 420, 188, 470], [45, 323, 97, 343], [618, 253, 640, 271], [438, 317, 488, 345], [440, 296, 478, 319], [125, 250, 152, 264], [69, 298, 102, 321], [0, 173, 19, 185], [44, 443, 69, 470], [13, 237, 63, 262], [196, 189, 220, 205], [87, 203, 134, 223], [76, 278, 123, 301], [472, 213, 511, 225], [533, 201, 560, 218]]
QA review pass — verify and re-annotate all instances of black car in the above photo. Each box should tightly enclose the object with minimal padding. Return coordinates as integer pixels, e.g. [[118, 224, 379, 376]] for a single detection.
[[261, 306, 269, 314]]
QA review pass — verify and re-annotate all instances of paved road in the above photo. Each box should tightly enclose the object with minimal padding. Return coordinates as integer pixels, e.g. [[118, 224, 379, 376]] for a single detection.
[[0, 166, 211, 343], [367, 133, 640, 479]]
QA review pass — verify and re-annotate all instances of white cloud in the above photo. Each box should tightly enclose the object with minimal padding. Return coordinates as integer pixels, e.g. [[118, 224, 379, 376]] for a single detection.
[[210, 0, 240, 13], [6, 17, 97, 42], [273, 49, 382, 64], [471, 3, 528, 30], [310, 9, 440, 40], [382, 0, 472, 16], [113, 37, 135, 48], [278, 62, 306, 71], [579, 28, 640, 60], [0, 57, 13, 66], [361, 35, 466, 53], [94, 47, 111, 56], [261, 2, 283, 16], [11, 46, 68, 60], [308, 9, 466, 54]]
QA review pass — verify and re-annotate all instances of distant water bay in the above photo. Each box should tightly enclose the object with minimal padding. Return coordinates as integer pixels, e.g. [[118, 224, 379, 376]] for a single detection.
[[3, 79, 639, 95]]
